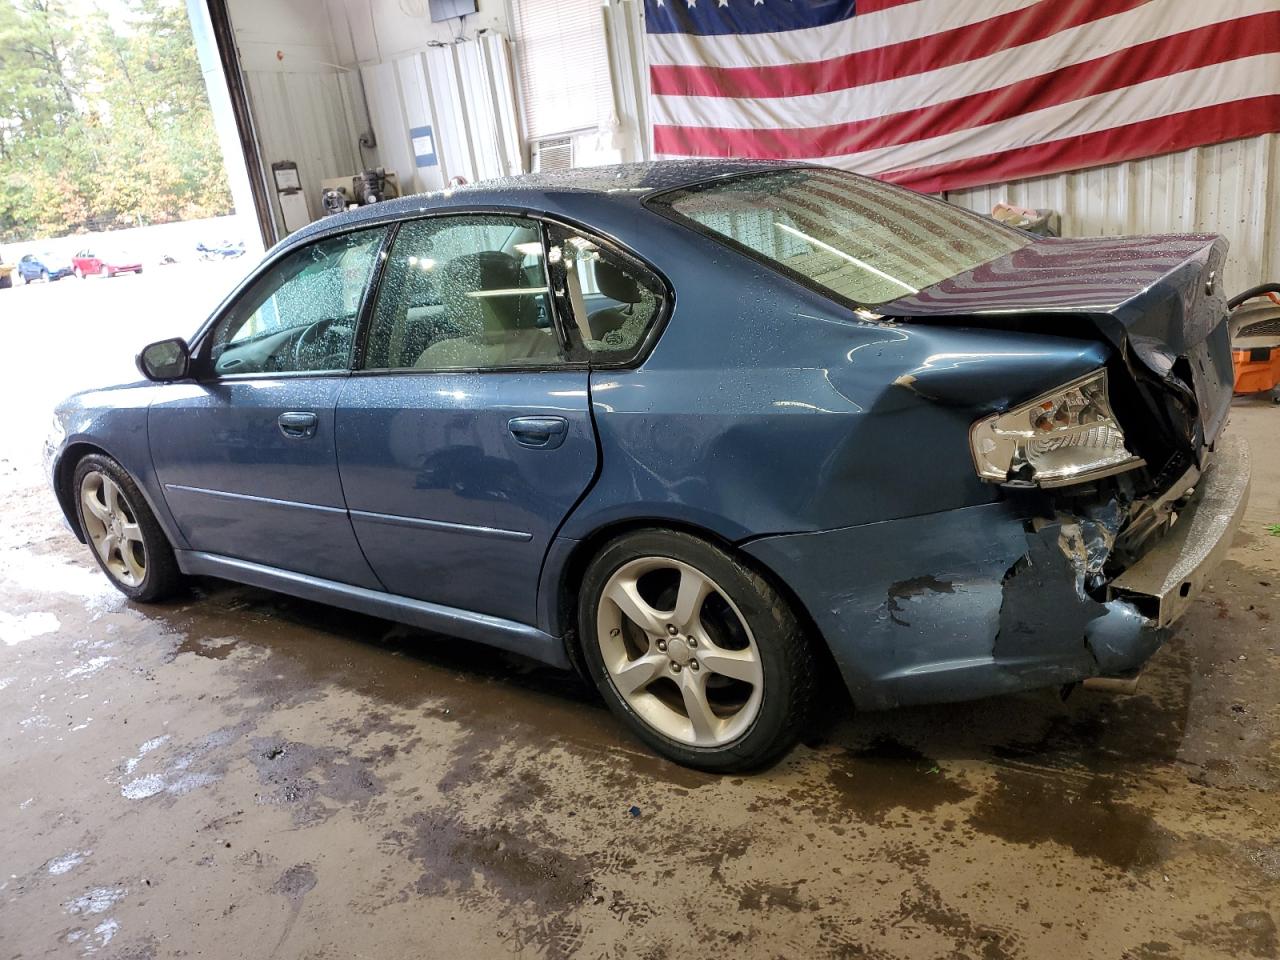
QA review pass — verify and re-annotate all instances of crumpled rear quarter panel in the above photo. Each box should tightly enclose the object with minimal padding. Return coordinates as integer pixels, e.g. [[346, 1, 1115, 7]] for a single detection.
[[743, 502, 1165, 710]]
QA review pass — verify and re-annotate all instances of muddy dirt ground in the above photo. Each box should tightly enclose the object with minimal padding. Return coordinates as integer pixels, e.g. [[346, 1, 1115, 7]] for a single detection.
[[0, 272, 1278, 958]]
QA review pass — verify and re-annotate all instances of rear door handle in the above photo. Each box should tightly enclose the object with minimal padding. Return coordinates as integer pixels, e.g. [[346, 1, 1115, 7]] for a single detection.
[[508, 416, 569, 449], [278, 411, 318, 439]]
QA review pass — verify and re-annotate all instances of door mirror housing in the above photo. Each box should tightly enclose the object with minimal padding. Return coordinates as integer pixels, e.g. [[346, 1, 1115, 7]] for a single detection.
[[137, 338, 190, 381]]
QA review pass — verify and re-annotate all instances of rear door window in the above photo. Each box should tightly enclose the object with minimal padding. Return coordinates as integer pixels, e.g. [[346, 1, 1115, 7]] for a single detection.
[[361, 215, 563, 372]]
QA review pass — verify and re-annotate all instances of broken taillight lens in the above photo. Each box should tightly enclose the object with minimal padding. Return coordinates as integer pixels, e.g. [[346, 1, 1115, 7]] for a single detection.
[[970, 369, 1144, 487]]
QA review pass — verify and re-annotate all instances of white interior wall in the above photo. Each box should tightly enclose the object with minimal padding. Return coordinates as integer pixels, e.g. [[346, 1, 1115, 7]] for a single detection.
[[230, 0, 647, 237], [357, 35, 523, 194], [327, 0, 646, 178], [227, 0, 364, 236], [603, 0, 649, 163], [227, 0, 519, 234], [329, 0, 511, 64], [325, 0, 524, 193]]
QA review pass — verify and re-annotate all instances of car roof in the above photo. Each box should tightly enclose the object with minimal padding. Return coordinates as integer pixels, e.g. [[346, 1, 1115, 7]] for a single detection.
[[282, 159, 807, 254]]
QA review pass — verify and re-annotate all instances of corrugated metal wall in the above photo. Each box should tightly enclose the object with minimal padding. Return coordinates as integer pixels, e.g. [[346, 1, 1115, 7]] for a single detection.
[[946, 134, 1279, 297], [360, 35, 524, 195]]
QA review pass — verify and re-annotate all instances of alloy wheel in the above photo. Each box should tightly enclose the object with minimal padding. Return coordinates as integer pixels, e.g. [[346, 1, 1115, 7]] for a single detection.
[[80, 470, 147, 587], [596, 557, 764, 747]]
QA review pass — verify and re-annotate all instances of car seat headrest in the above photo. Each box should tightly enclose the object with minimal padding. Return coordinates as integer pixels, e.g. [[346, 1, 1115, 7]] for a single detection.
[[438, 251, 537, 332], [594, 259, 642, 305]]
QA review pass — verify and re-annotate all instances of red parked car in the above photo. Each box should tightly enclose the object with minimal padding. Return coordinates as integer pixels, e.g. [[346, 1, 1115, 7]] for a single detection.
[[72, 248, 143, 278]]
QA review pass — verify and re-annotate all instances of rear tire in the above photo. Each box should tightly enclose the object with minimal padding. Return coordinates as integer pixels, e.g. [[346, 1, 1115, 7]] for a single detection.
[[72, 454, 183, 602], [577, 528, 816, 772]]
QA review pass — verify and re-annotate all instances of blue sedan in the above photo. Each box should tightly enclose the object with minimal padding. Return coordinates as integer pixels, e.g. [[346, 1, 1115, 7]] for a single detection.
[[18, 253, 73, 282], [44, 162, 1249, 770]]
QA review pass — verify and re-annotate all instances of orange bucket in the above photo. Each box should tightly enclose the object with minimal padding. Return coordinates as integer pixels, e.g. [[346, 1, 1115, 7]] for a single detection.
[[1229, 289, 1280, 398], [1232, 344, 1280, 395]]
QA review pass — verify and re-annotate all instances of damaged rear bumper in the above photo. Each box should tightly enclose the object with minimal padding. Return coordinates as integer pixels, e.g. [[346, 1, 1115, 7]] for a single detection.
[[1108, 433, 1250, 627], [742, 434, 1250, 711]]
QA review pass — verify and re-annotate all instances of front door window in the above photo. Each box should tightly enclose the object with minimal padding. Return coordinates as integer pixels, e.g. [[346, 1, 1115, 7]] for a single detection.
[[205, 229, 385, 377]]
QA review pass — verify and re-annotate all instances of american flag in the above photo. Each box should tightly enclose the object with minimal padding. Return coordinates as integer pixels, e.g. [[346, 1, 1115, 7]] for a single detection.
[[645, 0, 1280, 192]]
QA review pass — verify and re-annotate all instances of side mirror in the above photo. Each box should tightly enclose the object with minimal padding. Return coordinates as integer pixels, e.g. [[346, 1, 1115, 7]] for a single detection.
[[137, 338, 190, 381]]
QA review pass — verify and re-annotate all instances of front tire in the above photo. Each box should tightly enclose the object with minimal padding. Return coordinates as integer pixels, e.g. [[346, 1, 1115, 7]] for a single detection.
[[72, 454, 183, 602], [578, 529, 816, 772]]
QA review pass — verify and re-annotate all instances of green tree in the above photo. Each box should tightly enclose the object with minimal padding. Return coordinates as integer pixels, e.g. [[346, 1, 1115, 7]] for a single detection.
[[0, 0, 231, 241]]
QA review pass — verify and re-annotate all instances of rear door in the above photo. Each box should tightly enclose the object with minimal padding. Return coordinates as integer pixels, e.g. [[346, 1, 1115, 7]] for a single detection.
[[335, 214, 598, 626], [150, 227, 387, 588]]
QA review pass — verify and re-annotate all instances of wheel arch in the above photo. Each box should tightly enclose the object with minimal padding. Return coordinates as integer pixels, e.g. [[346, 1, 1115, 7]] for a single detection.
[[545, 517, 839, 691], [54, 441, 114, 542], [54, 441, 180, 550]]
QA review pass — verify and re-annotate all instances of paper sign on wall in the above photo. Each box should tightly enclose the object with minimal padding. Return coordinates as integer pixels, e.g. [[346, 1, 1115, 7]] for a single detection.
[[411, 125, 438, 168]]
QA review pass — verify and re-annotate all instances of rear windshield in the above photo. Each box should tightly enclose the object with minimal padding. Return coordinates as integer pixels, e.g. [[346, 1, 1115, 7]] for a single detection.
[[651, 168, 1032, 308]]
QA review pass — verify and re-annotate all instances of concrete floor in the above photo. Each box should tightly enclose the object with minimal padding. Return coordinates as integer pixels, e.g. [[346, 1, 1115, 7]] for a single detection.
[[0, 270, 1277, 959]]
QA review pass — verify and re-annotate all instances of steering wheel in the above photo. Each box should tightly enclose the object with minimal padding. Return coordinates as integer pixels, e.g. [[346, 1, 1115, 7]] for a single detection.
[[293, 318, 352, 370]]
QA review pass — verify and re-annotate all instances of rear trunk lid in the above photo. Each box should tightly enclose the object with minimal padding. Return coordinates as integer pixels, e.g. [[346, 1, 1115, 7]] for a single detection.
[[880, 233, 1235, 464]]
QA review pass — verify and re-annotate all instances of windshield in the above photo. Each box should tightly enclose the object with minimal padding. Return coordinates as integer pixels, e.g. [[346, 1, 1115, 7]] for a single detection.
[[651, 168, 1032, 308]]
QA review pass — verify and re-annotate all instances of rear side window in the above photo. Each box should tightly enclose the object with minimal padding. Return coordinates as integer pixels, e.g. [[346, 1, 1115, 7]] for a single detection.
[[651, 168, 1030, 307], [545, 225, 666, 363]]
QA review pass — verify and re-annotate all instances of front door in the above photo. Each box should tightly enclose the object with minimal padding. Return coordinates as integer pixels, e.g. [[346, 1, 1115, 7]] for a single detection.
[[335, 214, 599, 626], [150, 227, 387, 588]]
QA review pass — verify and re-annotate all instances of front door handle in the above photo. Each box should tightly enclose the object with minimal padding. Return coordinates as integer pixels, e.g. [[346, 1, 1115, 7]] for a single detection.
[[278, 411, 318, 439], [508, 416, 569, 449]]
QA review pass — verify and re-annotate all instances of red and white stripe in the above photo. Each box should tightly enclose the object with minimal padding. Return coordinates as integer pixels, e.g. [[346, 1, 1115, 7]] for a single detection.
[[648, 0, 1280, 193]]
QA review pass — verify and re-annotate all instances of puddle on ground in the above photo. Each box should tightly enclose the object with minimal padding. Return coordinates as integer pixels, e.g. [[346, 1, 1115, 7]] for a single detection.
[[62, 918, 119, 953], [821, 736, 974, 824], [123, 735, 171, 774], [173, 635, 241, 660], [968, 764, 1170, 870], [148, 578, 722, 794], [0, 552, 120, 603], [389, 807, 592, 959], [114, 726, 241, 803]]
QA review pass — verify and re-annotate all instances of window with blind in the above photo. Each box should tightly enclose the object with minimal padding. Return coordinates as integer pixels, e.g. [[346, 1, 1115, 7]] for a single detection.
[[510, 0, 616, 141]]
